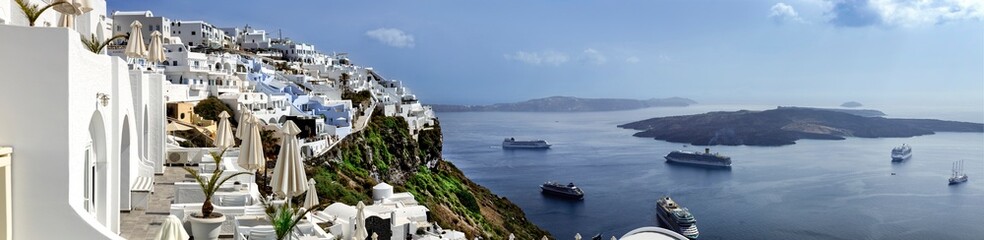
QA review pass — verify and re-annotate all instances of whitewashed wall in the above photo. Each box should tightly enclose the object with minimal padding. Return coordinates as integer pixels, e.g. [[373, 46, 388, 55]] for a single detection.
[[0, 25, 128, 240]]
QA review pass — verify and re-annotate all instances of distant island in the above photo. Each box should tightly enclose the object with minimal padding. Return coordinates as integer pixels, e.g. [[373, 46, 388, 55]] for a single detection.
[[618, 107, 984, 146], [841, 101, 864, 108], [431, 96, 696, 112]]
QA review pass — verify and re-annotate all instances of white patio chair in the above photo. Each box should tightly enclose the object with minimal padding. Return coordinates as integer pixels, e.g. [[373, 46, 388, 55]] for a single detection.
[[244, 206, 266, 216], [220, 194, 249, 207], [248, 229, 276, 240]]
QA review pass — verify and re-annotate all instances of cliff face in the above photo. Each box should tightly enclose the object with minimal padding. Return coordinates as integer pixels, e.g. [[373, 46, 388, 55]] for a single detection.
[[307, 114, 550, 239]]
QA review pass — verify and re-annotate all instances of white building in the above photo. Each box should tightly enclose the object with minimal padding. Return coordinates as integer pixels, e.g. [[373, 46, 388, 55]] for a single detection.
[[0, 5, 167, 238], [171, 20, 224, 49], [239, 28, 271, 50], [112, 10, 171, 44], [315, 183, 467, 240], [271, 38, 322, 64]]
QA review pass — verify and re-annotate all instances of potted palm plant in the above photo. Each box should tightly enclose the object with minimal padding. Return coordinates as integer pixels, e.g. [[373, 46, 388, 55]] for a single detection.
[[80, 34, 127, 54], [259, 196, 326, 240], [183, 149, 251, 240]]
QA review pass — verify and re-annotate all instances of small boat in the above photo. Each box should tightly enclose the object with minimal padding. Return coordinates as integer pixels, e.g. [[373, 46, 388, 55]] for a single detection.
[[891, 144, 912, 162], [949, 160, 968, 185], [540, 181, 584, 200], [502, 137, 551, 149]]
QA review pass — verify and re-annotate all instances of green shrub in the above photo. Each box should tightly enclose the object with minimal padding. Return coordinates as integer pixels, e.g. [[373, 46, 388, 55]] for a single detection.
[[456, 189, 480, 213], [193, 96, 235, 122]]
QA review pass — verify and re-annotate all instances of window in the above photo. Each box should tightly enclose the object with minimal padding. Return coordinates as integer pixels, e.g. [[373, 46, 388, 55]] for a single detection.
[[172, 61, 178, 66], [180, 113, 185, 119], [191, 31, 196, 35], [116, 25, 120, 31], [83, 144, 96, 214]]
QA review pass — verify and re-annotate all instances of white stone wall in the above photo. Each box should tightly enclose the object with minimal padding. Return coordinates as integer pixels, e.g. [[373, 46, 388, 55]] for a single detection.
[[0, 25, 129, 239]]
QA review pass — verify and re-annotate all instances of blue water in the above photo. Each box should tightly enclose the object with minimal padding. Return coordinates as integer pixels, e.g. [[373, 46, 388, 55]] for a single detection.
[[439, 105, 984, 240]]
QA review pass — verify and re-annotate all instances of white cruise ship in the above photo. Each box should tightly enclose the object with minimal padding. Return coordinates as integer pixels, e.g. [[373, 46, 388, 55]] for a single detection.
[[502, 138, 551, 149], [664, 148, 731, 168], [891, 144, 912, 162]]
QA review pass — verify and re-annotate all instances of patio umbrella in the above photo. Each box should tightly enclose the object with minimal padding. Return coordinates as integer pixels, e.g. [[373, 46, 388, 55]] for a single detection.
[[354, 201, 368, 240], [165, 121, 192, 132], [147, 31, 166, 64], [270, 120, 307, 198], [57, 12, 74, 29], [124, 20, 147, 58], [302, 178, 319, 210], [235, 110, 253, 140], [371, 232, 378, 240], [237, 117, 264, 171], [75, 0, 93, 13], [50, 0, 80, 15], [214, 111, 235, 149], [508, 234, 515, 240], [575, 233, 582, 240], [154, 215, 189, 240], [56, 0, 92, 29]]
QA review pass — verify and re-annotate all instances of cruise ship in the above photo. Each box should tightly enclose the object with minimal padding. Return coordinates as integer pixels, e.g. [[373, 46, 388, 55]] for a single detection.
[[540, 181, 584, 199], [655, 196, 699, 239], [664, 148, 731, 168], [891, 144, 912, 162], [502, 138, 551, 149]]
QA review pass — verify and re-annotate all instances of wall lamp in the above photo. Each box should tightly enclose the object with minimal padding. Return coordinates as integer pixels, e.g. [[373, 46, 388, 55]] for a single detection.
[[96, 93, 110, 107]]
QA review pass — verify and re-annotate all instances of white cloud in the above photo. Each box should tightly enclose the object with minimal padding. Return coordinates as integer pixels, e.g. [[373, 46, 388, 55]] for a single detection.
[[504, 51, 569, 66], [625, 56, 641, 63], [871, 0, 983, 26], [365, 28, 415, 48], [827, 0, 984, 27], [581, 48, 608, 65], [770, 2, 804, 23], [657, 54, 672, 63]]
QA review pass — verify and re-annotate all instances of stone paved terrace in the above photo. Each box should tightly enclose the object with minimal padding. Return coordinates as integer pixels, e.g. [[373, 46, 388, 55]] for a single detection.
[[120, 166, 236, 239]]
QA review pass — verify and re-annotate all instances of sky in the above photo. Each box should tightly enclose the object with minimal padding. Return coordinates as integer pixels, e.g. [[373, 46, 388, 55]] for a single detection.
[[108, 0, 983, 107]]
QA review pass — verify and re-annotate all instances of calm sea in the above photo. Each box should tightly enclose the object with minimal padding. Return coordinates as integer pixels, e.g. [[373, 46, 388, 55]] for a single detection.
[[439, 105, 984, 240]]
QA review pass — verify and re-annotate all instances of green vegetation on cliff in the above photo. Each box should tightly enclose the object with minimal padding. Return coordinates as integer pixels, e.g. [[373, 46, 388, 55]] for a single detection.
[[306, 113, 549, 239]]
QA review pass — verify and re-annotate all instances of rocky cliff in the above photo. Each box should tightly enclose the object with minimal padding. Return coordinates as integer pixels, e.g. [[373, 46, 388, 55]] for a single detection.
[[305, 112, 550, 239]]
